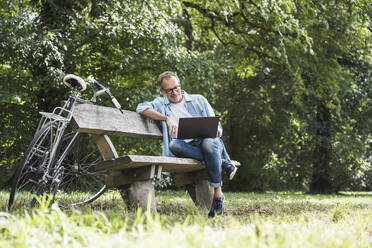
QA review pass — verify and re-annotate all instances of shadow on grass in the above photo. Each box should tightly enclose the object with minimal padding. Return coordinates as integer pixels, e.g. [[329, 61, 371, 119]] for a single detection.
[[337, 191, 372, 197]]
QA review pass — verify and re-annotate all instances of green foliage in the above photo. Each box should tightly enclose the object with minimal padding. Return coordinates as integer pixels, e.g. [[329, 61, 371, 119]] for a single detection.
[[0, 0, 184, 185], [0, 0, 371, 192], [181, 0, 372, 192]]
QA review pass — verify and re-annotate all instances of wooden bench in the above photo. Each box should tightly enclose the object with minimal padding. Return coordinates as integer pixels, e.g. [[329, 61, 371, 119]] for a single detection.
[[72, 104, 240, 213]]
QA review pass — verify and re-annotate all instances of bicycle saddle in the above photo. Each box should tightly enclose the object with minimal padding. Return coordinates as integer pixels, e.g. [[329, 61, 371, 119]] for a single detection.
[[63, 74, 87, 91]]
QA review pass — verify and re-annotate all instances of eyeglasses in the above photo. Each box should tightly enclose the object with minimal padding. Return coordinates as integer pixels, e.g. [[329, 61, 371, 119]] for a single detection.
[[162, 85, 181, 94]]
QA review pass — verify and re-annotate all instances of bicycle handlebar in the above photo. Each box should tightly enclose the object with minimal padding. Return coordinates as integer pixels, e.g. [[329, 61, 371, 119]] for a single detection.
[[87, 77, 123, 112]]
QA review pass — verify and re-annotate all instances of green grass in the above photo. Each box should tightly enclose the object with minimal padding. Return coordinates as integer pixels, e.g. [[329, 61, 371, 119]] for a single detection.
[[0, 190, 371, 247]]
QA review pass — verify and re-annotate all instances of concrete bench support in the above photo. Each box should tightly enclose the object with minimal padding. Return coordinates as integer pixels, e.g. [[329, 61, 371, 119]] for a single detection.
[[173, 170, 214, 209], [126, 180, 156, 213]]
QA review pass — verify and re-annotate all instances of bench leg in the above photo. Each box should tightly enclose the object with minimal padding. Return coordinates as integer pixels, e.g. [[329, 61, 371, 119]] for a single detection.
[[193, 180, 214, 210], [174, 171, 214, 210], [118, 185, 130, 207], [121, 180, 157, 214], [186, 184, 196, 204]]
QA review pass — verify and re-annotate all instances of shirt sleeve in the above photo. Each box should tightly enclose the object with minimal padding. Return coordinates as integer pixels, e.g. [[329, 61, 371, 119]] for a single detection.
[[136, 97, 163, 114]]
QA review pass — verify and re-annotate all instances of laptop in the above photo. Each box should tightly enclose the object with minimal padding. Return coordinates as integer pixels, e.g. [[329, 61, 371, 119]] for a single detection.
[[177, 116, 220, 139]]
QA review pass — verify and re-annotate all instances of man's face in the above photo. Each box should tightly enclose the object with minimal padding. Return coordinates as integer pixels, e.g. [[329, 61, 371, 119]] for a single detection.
[[160, 76, 182, 104]]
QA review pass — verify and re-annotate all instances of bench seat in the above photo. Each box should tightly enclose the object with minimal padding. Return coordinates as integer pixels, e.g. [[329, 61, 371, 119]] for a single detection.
[[95, 155, 240, 173], [95, 155, 205, 173]]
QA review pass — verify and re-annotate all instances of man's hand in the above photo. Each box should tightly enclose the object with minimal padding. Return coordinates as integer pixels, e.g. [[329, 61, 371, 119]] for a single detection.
[[142, 108, 178, 138], [166, 117, 177, 138]]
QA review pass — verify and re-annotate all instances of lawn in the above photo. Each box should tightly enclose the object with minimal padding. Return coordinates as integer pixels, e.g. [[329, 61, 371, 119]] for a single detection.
[[0, 189, 371, 247]]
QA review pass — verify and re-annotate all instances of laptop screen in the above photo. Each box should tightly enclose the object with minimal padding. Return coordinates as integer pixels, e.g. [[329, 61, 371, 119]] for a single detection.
[[177, 116, 220, 139]]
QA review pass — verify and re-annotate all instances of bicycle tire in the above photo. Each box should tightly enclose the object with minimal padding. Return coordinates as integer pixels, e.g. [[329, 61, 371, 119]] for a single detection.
[[51, 131, 107, 208], [8, 122, 59, 210]]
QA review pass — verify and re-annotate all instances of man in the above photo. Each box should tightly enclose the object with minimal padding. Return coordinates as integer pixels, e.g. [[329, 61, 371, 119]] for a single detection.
[[136, 71, 237, 217]]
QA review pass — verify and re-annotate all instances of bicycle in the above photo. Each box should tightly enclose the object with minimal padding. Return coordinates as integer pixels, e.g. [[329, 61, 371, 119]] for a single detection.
[[8, 74, 123, 210]]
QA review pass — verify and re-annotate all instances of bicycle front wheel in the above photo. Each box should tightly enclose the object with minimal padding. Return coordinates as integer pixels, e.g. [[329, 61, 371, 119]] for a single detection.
[[8, 122, 59, 210], [52, 132, 107, 207]]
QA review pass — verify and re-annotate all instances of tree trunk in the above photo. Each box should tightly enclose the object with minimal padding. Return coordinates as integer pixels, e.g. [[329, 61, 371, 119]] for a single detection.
[[309, 102, 333, 193]]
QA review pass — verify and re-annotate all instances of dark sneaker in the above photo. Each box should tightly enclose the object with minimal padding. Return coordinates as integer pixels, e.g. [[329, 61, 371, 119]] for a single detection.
[[208, 198, 217, 218], [208, 194, 224, 218], [222, 160, 238, 180], [228, 166, 237, 180]]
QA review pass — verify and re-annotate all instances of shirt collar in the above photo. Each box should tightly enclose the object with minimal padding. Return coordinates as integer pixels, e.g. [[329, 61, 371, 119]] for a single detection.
[[164, 90, 191, 105]]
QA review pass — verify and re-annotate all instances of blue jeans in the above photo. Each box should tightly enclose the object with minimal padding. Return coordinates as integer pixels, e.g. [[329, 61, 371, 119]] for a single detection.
[[169, 138, 229, 187]]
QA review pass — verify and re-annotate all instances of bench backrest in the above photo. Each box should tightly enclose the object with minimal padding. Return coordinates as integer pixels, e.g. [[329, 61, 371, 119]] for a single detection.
[[72, 104, 162, 138]]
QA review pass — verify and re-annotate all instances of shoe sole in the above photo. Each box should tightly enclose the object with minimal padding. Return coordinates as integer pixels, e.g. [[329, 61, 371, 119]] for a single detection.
[[229, 167, 237, 180]]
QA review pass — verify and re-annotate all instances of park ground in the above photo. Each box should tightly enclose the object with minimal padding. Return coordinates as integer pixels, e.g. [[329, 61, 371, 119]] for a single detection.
[[0, 190, 371, 247]]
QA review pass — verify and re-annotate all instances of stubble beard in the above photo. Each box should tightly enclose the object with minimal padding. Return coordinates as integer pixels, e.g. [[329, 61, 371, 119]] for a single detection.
[[169, 94, 183, 104]]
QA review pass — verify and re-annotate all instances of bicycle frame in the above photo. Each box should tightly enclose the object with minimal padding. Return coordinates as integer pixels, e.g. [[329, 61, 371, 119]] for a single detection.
[[32, 94, 92, 183], [9, 75, 118, 209]]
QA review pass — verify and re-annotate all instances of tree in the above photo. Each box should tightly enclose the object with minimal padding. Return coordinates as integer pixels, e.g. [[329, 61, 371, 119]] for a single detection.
[[1, 0, 370, 192], [0, 0, 189, 185], [181, 0, 372, 192]]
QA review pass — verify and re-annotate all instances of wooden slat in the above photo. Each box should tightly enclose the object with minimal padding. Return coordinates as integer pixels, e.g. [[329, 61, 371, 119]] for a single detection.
[[92, 134, 122, 176], [92, 134, 118, 160], [72, 104, 162, 138], [95, 155, 241, 173], [95, 155, 206, 173]]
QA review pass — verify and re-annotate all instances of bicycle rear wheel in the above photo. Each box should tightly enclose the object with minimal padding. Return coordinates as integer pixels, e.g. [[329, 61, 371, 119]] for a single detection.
[[52, 131, 107, 207], [8, 122, 60, 210]]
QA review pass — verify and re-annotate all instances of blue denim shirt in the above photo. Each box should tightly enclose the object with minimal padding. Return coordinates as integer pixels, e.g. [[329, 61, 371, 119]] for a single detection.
[[136, 91, 223, 157]]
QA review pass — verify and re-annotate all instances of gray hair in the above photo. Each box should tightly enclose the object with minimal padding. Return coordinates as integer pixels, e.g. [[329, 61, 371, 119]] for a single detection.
[[157, 71, 180, 88]]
